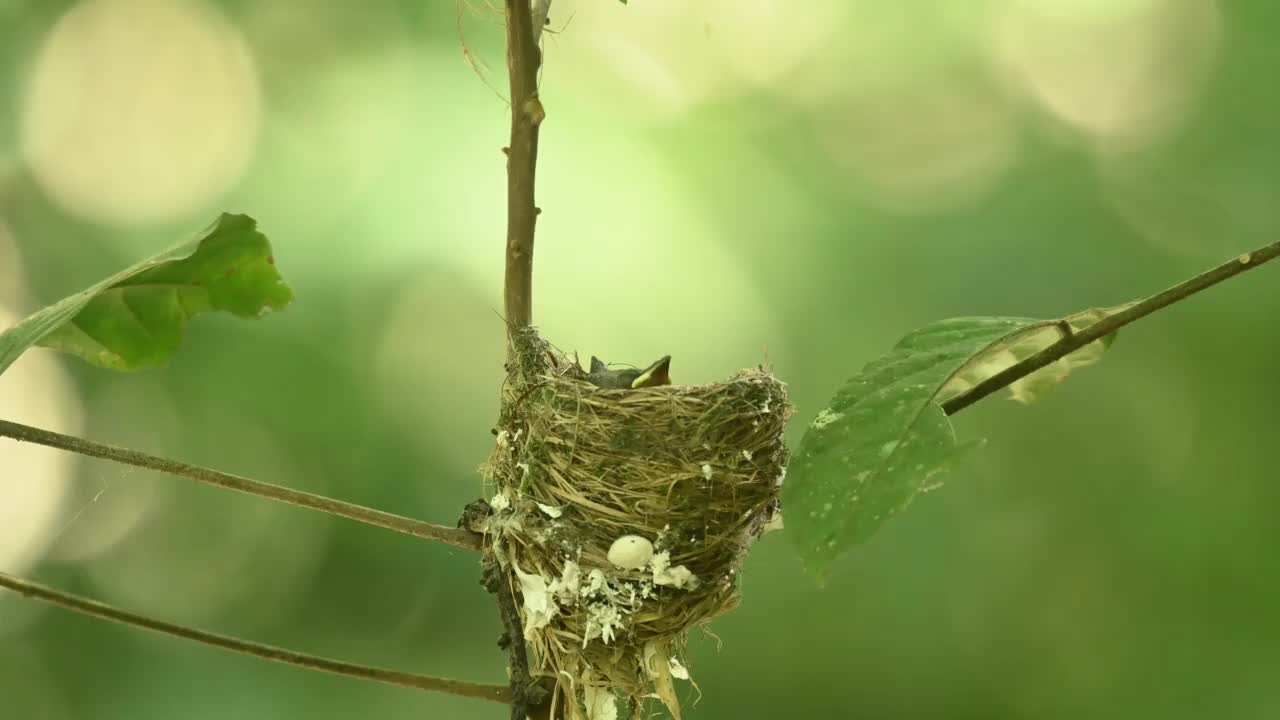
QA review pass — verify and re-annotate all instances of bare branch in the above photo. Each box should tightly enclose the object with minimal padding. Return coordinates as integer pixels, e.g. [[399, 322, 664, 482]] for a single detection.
[[943, 238, 1280, 415], [0, 420, 483, 552], [483, 559, 551, 719], [0, 571, 509, 703], [502, 0, 545, 330], [498, 2, 547, 717]]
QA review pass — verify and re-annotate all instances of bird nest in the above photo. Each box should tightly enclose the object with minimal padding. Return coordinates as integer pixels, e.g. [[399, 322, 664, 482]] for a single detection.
[[480, 329, 792, 719]]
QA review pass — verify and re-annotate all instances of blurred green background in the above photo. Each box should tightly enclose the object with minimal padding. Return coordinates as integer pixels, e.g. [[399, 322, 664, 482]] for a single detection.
[[2, 0, 1279, 718]]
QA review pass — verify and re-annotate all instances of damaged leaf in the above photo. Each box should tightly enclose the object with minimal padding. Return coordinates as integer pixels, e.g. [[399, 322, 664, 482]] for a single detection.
[[784, 308, 1128, 580], [939, 304, 1132, 406], [0, 213, 292, 375], [783, 317, 1039, 579]]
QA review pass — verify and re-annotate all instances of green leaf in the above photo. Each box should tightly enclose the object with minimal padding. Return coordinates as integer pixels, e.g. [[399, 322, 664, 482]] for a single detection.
[[785, 308, 1131, 579], [0, 213, 292, 376], [783, 317, 1041, 578]]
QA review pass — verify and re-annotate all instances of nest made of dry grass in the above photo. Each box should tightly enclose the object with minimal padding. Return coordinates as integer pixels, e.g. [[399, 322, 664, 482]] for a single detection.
[[481, 329, 793, 718]]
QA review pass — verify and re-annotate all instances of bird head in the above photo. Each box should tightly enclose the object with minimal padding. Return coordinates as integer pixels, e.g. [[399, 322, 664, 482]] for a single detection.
[[587, 355, 672, 389]]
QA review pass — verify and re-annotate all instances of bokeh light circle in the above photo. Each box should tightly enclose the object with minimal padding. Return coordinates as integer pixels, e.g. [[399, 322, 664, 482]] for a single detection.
[[550, 0, 842, 117], [19, 0, 261, 225], [991, 0, 1220, 149], [382, 125, 787, 374], [238, 0, 420, 232], [371, 127, 790, 470], [815, 78, 1020, 213], [0, 306, 84, 577], [84, 419, 327, 624], [45, 378, 179, 565]]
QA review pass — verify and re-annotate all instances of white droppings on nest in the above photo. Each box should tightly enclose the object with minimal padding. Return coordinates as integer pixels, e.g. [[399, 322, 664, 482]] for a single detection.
[[516, 461, 531, 477], [485, 512, 525, 558], [583, 684, 618, 720], [495, 429, 510, 448], [537, 502, 564, 518], [607, 535, 654, 569], [578, 574, 631, 646], [775, 466, 788, 486], [516, 561, 584, 638], [536, 551, 701, 650], [555, 561, 582, 598], [650, 551, 697, 589], [515, 564, 557, 638], [489, 491, 511, 513], [486, 330, 794, 717], [583, 601, 624, 647], [668, 656, 690, 681], [582, 568, 607, 597]]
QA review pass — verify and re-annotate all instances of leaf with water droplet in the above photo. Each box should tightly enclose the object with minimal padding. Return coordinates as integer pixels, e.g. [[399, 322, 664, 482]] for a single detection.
[[785, 307, 1133, 579], [784, 317, 1044, 579], [0, 213, 292, 376]]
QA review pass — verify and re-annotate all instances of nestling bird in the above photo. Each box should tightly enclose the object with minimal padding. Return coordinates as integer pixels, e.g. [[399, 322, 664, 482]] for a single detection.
[[587, 355, 672, 389]]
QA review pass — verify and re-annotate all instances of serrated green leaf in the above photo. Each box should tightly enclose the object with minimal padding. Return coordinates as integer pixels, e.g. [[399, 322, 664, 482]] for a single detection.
[[783, 317, 1042, 579], [0, 213, 292, 375]]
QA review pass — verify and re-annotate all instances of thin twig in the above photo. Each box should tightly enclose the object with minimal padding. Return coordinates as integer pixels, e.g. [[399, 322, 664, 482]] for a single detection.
[[943, 239, 1280, 415], [0, 571, 510, 703], [0, 420, 484, 552], [502, 0, 545, 329]]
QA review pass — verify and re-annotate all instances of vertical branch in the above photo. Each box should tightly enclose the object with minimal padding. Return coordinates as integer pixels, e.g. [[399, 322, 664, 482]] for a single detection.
[[498, 2, 548, 717], [503, 0, 545, 330], [483, 560, 550, 720]]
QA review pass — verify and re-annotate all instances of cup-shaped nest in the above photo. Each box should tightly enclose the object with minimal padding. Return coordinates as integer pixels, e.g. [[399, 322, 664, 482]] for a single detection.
[[481, 330, 792, 719]]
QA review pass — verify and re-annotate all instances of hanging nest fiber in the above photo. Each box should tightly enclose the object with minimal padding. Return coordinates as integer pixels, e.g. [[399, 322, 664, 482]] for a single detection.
[[480, 328, 793, 719]]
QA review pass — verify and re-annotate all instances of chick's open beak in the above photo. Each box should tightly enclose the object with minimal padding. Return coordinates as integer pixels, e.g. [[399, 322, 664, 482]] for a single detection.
[[631, 355, 672, 389]]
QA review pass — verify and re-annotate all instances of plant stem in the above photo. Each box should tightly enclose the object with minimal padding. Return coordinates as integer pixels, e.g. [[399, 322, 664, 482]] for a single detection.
[[0, 420, 483, 552], [483, 560, 550, 719], [499, 3, 547, 717], [0, 572, 509, 704], [943, 238, 1280, 415], [502, 0, 545, 330]]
